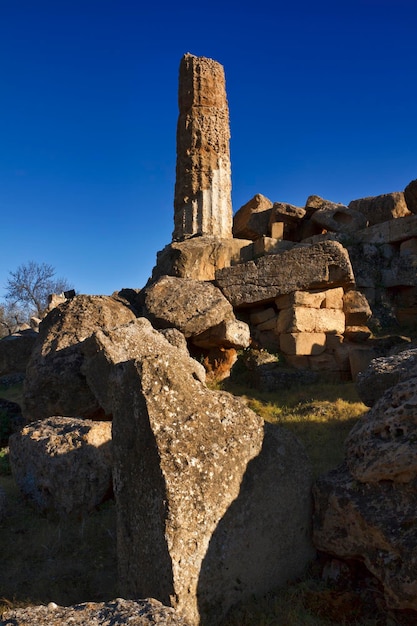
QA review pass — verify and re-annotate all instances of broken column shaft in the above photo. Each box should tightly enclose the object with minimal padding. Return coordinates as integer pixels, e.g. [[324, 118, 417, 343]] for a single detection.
[[173, 53, 233, 241]]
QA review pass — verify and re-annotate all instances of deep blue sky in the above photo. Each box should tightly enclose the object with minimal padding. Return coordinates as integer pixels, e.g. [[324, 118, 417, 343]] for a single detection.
[[1, 0, 416, 297]]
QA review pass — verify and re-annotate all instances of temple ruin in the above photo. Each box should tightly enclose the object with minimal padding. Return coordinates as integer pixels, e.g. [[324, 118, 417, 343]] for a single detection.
[[173, 53, 233, 241]]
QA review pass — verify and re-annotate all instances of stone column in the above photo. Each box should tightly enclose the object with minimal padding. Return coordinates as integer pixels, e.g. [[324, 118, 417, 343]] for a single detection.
[[173, 53, 233, 241]]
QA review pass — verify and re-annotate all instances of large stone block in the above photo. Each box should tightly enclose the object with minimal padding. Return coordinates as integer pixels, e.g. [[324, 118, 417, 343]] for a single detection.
[[232, 194, 273, 240], [9, 417, 112, 516], [215, 241, 354, 308], [348, 192, 410, 225], [404, 178, 417, 215], [151, 236, 253, 282], [276, 307, 345, 334], [279, 332, 327, 356], [82, 318, 314, 625], [142, 275, 234, 338], [22, 295, 136, 422], [311, 205, 367, 233], [356, 214, 417, 244]]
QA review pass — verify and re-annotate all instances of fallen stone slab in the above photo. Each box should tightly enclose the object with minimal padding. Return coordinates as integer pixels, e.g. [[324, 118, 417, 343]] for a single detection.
[[311, 205, 367, 233], [232, 193, 273, 240], [348, 192, 410, 225], [9, 416, 112, 516], [215, 241, 354, 307], [404, 179, 417, 215], [82, 318, 314, 625], [0, 598, 189, 626], [23, 295, 136, 422], [141, 275, 250, 350]]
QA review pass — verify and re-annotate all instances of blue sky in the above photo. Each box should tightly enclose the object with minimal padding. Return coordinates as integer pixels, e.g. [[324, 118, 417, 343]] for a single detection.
[[1, 0, 416, 297]]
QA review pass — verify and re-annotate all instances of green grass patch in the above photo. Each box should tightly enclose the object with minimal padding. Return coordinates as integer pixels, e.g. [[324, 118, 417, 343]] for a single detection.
[[223, 379, 367, 477]]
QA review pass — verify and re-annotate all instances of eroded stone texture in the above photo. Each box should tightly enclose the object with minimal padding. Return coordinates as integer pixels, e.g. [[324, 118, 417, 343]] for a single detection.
[[173, 54, 232, 241], [215, 241, 354, 308], [313, 464, 417, 611], [404, 179, 417, 215], [232, 194, 273, 240], [356, 348, 417, 407], [22, 295, 136, 422], [151, 236, 253, 282], [311, 205, 367, 233], [141, 275, 250, 350], [346, 377, 417, 483], [82, 319, 314, 625], [9, 416, 112, 515], [348, 192, 410, 225], [1, 598, 189, 626]]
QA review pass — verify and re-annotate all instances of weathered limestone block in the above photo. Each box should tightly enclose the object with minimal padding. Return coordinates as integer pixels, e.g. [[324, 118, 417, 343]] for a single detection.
[[346, 377, 417, 483], [343, 325, 372, 342], [1, 598, 189, 626], [343, 290, 372, 326], [356, 214, 417, 244], [249, 307, 276, 325], [313, 463, 417, 611], [253, 235, 283, 256], [142, 276, 248, 349], [275, 287, 344, 310], [348, 192, 410, 225], [356, 348, 417, 407], [82, 319, 314, 625], [9, 416, 112, 515], [215, 241, 354, 308], [304, 194, 337, 214], [348, 344, 379, 381], [191, 319, 250, 349], [232, 193, 273, 240], [151, 236, 253, 282], [173, 54, 232, 241], [270, 201, 306, 225], [270, 221, 285, 239], [23, 295, 136, 422], [404, 178, 417, 215], [0, 329, 37, 376], [279, 332, 327, 356], [256, 315, 278, 331], [276, 307, 345, 334], [311, 205, 367, 233]]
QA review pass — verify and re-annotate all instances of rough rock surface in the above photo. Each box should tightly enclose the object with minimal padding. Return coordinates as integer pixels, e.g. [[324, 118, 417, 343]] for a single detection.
[[232, 193, 273, 240], [151, 236, 252, 282], [81, 318, 314, 626], [23, 295, 136, 421], [141, 275, 248, 346], [0, 329, 37, 376], [346, 377, 417, 483], [356, 348, 417, 407], [215, 241, 354, 307], [348, 192, 410, 225], [0, 598, 189, 626], [9, 416, 112, 515], [173, 54, 232, 241], [313, 463, 417, 611], [311, 205, 367, 233], [404, 178, 417, 215]]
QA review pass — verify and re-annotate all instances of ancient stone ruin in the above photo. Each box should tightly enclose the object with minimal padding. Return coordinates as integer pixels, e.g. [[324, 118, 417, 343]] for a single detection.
[[2, 52, 417, 626], [173, 53, 232, 242]]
